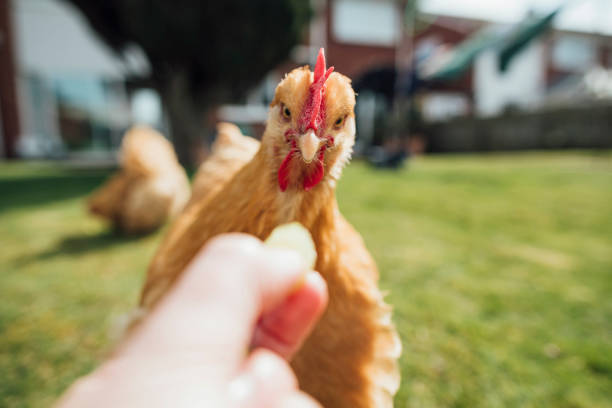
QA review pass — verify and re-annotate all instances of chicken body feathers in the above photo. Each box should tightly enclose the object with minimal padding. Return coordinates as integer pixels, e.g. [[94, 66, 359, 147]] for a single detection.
[[189, 122, 259, 207], [139, 123, 400, 407], [88, 126, 190, 234]]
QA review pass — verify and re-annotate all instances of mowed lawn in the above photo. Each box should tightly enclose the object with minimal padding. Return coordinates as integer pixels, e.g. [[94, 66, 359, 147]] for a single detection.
[[1, 151, 611, 407]]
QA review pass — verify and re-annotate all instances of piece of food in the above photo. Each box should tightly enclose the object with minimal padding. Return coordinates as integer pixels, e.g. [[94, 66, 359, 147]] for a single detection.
[[265, 222, 317, 272]]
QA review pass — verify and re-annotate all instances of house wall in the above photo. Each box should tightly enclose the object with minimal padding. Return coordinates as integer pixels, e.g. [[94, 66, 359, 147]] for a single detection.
[[325, 0, 398, 79], [0, 0, 20, 158], [10, 0, 144, 157], [544, 31, 612, 87], [474, 41, 546, 117]]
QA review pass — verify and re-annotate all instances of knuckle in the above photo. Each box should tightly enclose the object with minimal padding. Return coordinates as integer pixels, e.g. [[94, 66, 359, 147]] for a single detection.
[[205, 233, 263, 258]]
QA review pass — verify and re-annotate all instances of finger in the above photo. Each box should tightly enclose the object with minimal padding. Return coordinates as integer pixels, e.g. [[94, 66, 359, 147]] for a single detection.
[[228, 349, 297, 408], [273, 392, 323, 408], [251, 271, 328, 360], [122, 234, 306, 377]]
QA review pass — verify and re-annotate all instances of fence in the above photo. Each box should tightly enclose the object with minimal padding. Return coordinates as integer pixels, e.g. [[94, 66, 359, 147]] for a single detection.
[[427, 103, 612, 152]]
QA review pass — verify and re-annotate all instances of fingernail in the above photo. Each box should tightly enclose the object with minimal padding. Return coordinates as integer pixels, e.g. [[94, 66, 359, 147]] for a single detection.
[[290, 270, 323, 292]]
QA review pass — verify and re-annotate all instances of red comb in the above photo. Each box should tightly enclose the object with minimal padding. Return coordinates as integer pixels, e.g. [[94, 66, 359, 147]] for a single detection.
[[298, 48, 334, 133]]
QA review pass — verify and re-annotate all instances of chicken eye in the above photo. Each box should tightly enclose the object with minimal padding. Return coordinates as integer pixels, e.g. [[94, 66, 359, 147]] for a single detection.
[[281, 104, 291, 120], [334, 116, 346, 129]]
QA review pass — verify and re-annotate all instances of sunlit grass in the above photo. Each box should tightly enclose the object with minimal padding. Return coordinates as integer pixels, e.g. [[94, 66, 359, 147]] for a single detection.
[[338, 152, 612, 408], [1, 152, 611, 407]]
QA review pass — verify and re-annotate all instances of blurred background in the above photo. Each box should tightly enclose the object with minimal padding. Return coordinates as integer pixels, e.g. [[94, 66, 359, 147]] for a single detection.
[[0, 0, 611, 407], [1, 0, 612, 164]]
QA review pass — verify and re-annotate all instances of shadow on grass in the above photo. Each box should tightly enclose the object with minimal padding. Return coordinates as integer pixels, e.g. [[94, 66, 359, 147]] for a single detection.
[[11, 230, 148, 267], [0, 171, 111, 213]]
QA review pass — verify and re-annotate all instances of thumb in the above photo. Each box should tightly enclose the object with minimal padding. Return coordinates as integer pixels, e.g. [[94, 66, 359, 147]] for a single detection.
[[119, 234, 323, 378]]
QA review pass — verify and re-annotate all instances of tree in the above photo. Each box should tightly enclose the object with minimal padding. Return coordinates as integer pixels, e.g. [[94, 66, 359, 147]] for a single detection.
[[65, 0, 311, 166]]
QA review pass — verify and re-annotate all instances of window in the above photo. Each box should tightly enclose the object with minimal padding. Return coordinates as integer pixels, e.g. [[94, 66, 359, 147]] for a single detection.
[[552, 35, 597, 72], [332, 0, 400, 47]]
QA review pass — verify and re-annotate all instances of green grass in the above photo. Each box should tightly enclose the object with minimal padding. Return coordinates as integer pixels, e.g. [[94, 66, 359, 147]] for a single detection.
[[1, 152, 611, 407]]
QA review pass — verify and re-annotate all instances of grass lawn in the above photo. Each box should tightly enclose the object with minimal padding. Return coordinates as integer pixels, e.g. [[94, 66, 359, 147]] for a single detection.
[[1, 151, 611, 407]]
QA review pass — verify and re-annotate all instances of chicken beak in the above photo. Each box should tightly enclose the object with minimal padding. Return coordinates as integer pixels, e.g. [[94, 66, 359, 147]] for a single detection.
[[299, 130, 322, 163]]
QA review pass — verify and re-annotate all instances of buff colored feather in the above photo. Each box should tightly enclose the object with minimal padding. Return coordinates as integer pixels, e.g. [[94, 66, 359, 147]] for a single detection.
[[188, 122, 259, 207], [137, 63, 400, 407], [88, 126, 190, 234]]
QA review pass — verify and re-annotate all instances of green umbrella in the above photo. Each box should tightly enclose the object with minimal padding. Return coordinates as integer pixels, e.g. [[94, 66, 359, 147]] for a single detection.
[[425, 26, 505, 81], [498, 8, 560, 72]]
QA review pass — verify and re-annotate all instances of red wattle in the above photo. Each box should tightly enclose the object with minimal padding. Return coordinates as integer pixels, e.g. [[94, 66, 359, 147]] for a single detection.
[[303, 160, 324, 191], [278, 150, 295, 192]]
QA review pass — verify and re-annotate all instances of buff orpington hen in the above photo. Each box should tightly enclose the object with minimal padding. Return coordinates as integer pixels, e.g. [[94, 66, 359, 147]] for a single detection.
[[88, 126, 190, 234], [138, 49, 401, 407]]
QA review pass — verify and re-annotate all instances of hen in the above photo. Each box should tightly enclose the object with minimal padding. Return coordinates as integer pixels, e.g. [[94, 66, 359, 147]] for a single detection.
[[139, 50, 401, 407], [88, 126, 190, 234]]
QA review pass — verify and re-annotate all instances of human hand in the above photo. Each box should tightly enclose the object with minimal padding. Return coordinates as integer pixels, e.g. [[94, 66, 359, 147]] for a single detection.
[[57, 234, 328, 407]]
